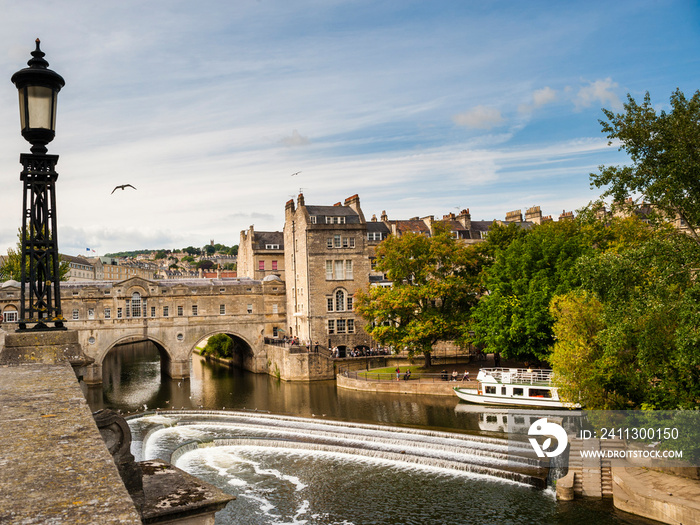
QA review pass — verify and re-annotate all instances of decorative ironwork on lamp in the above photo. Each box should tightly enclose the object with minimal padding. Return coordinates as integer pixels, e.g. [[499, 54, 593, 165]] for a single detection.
[[11, 39, 66, 330]]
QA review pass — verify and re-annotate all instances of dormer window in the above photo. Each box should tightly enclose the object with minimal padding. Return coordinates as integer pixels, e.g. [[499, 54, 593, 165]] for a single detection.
[[325, 216, 346, 224], [310, 216, 317, 224], [265, 244, 280, 249]]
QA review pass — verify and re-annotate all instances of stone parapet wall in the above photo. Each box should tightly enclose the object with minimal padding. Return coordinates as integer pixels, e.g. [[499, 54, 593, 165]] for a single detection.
[[0, 333, 142, 523], [337, 373, 467, 396]]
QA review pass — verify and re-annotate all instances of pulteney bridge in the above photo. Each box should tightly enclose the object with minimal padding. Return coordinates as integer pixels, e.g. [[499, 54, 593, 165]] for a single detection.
[[0, 276, 288, 384]]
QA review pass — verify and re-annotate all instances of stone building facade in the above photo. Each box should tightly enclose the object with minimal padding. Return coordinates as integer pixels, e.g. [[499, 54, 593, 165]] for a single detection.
[[283, 194, 373, 353], [238, 227, 285, 281]]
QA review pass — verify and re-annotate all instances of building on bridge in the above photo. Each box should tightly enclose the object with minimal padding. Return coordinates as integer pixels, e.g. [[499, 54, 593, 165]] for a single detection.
[[0, 276, 288, 383], [238, 226, 285, 281]]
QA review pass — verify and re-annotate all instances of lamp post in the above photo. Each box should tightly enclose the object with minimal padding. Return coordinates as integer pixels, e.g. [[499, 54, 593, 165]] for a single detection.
[[11, 39, 66, 330]]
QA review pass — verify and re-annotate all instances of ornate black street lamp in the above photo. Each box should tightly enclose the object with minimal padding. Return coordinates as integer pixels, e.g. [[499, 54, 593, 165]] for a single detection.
[[11, 39, 65, 330]]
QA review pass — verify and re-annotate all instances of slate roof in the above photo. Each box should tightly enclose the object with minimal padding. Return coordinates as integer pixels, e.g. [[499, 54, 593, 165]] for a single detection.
[[306, 205, 362, 224]]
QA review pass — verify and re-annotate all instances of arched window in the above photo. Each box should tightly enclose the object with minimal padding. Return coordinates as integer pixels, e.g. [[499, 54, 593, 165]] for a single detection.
[[335, 289, 345, 311], [131, 292, 142, 318]]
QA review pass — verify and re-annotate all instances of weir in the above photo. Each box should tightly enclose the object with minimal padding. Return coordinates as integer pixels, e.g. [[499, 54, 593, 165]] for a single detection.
[[129, 410, 550, 489]]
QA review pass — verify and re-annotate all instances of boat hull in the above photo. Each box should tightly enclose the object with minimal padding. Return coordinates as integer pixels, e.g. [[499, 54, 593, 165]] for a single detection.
[[453, 387, 571, 409]]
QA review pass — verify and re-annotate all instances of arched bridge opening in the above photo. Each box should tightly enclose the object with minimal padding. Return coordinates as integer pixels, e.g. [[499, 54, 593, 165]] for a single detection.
[[99, 337, 171, 410], [194, 332, 255, 371]]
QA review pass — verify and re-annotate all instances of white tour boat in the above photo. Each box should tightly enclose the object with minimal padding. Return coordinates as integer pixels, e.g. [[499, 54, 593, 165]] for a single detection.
[[453, 367, 577, 409]]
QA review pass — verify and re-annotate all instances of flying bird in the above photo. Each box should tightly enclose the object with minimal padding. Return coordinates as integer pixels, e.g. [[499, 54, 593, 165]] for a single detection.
[[111, 184, 137, 194], [291, 171, 301, 176]]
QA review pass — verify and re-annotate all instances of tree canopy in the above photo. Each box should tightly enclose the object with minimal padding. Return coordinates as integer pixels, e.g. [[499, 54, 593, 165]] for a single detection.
[[470, 219, 591, 362], [591, 89, 700, 245], [550, 232, 700, 410], [354, 223, 482, 365]]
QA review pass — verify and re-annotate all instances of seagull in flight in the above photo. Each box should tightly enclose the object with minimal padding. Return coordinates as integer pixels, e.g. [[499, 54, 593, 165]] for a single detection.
[[291, 171, 301, 177], [111, 184, 137, 194]]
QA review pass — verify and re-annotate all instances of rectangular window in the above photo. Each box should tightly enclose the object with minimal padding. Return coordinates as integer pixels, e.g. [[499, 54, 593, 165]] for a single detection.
[[4, 311, 18, 322], [117, 308, 123, 319], [259, 260, 265, 271], [272, 304, 279, 314], [327, 238, 333, 249], [335, 260, 344, 280], [72, 309, 79, 320], [345, 260, 353, 280], [272, 260, 278, 270], [88, 308, 95, 320], [334, 235, 341, 248], [220, 304, 226, 315], [327, 297, 334, 312], [347, 296, 353, 311], [336, 319, 346, 333], [125, 300, 131, 318], [273, 326, 279, 337], [265, 244, 280, 249], [247, 304, 253, 314], [163, 306, 169, 317], [151, 306, 156, 317], [327, 319, 335, 334], [177, 306, 183, 317], [310, 216, 317, 224], [325, 260, 333, 280], [348, 319, 355, 333], [485, 386, 496, 394], [342, 237, 355, 248], [104, 308, 111, 319], [192, 305, 198, 316]]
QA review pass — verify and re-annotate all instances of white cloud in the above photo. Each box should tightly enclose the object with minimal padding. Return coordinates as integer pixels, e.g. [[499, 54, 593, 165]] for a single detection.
[[533, 87, 557, 107], [279, 130, 311, 147], [519, 86, 558, 114], [574, 78, 622, 111], [452, 106, 504, 129]]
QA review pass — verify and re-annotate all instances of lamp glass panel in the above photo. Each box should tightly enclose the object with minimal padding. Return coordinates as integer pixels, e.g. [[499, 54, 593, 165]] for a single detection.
[[26, 86, 54, 130], [18, 89, 27, 129]]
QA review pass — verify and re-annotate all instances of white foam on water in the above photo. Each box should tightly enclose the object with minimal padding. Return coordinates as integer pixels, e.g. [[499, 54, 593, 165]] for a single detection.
[[207, 444, 530, 488]]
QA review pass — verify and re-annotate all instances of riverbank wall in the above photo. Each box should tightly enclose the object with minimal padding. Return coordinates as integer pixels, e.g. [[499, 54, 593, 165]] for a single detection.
[[337, 372, 477, 396]]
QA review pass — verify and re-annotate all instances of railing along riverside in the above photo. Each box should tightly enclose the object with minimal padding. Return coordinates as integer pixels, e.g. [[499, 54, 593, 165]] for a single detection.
[[342, 368, 473, 383]]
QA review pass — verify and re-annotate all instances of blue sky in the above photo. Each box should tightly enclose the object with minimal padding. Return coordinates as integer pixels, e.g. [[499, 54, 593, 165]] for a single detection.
[[0, 1, 698, 256]]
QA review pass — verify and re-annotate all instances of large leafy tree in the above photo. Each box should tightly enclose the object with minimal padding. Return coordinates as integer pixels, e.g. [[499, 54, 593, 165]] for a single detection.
[[591, 89, 700, 245], [550, 232, 700, 409], [354, 223, 482, 366], [470, 219, 591, 362]]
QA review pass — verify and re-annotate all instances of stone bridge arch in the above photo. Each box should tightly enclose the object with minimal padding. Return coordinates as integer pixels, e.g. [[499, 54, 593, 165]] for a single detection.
[[190, 330, 257, 370], [80, 319, 270, 385]]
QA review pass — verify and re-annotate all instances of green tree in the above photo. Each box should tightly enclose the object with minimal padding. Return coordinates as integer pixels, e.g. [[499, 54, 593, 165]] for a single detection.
[[470, 219, 590, 362], [550, 232, 700, 409], [154, 250, 167, 260], [203, 333, 233, 358], [203, 245, 216, 256], [591, 89, 700, 245], [1, 230, 69, 282], [354, 223, 482, 367]]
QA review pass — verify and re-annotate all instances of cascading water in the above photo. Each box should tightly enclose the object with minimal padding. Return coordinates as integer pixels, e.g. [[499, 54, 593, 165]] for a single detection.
[[128, 411, 587, 525], [101, 345, 653, 525]]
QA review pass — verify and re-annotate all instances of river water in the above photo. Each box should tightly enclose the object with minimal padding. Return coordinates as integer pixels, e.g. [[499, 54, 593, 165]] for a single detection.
[[84, 342, 657, 525]]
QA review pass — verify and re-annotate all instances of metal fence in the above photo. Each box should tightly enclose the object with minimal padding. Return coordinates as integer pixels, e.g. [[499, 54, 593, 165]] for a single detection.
[[341, 368, 472, 384]]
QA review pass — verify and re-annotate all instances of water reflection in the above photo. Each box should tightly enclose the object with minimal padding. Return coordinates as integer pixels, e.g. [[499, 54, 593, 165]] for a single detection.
[[85, 341, 480, 433]]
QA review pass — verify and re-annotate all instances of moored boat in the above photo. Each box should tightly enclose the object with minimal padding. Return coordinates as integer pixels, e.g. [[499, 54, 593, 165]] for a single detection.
[[454, 367, 578, 409]]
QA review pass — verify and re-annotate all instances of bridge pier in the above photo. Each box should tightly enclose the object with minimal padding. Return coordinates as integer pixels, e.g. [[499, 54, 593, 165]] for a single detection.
[[82, 363, 103, 385], [162, 358, 190, 380]]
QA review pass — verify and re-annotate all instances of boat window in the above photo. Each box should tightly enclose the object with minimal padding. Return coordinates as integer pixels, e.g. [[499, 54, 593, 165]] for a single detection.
[[486, 415, 497, 423], [485, 386, 496, 394], [529, 388, 552, 398], [514, 416, 525, 425], [501, 387, 507, 395], [513, 388, 524, 396]]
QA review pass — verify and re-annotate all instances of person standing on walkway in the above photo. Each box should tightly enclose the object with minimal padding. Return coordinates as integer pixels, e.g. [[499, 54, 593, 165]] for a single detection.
[[396, 366, 401, 381]]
